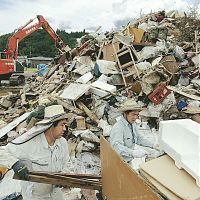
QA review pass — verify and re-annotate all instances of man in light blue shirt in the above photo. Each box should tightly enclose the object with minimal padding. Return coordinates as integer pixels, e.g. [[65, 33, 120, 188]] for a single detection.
[[110, 99, 154, 163]]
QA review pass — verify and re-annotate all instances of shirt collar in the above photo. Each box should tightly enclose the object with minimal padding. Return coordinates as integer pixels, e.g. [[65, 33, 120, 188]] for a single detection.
[[120, 115, 136, 126], [41, 133, 62, 149], [121, 115, 130, 126]]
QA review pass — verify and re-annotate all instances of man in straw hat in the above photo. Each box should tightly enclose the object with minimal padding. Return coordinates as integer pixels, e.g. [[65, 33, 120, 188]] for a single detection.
[[110, 99, 155, 164], [0, 105, 70, 200]]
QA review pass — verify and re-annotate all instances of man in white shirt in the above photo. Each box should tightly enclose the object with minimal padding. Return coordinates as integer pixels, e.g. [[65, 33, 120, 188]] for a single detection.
[[0, 105, 70, 200]]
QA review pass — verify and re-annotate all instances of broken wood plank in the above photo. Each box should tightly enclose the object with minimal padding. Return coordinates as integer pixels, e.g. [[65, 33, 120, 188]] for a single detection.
[[167, 86, 200, 101], [48, 95, 83, 115], [76, 101, 99, 124], [14, 171, 102, 190], [30, 171, 101, 180]]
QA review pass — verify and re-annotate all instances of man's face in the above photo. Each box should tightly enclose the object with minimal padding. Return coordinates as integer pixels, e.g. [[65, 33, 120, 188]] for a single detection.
[[192, 114, 200, 124], [52, 119, 67, 139], [126, 110, 140, 123]]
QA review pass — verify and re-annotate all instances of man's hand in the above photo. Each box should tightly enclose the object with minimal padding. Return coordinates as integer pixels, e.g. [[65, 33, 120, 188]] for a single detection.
[[132, 148, 147, 158], [153, 143, 160, 150], [12, 160, 29, 180]]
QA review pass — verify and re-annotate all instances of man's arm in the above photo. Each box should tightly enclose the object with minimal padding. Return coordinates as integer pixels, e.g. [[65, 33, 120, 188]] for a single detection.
[[0, 143, 29, 180], [135, 126, 154, 148], [110, 125, 134, 160], [60, 139, 74, 173], [0, 146, 18, 169]]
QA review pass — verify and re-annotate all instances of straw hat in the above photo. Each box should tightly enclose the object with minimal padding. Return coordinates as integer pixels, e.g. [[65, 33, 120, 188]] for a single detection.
[[37, 105, 69, 125], [118, 99, 144, 112], [183, 106, 200, 114]]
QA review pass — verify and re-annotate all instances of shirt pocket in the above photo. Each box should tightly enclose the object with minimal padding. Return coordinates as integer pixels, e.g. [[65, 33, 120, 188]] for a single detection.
[[124, 137, 133, 147], [31, 156, 49, 171], [32, 182, 53, 196]]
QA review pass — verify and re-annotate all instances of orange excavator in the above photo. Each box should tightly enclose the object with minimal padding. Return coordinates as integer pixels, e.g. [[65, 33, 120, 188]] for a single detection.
[[0, 15, 66, 85]]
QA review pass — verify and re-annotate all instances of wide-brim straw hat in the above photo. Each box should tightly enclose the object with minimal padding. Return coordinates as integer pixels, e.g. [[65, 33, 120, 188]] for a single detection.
[[118, 99, 144, 112], [37, 105, 69, 125]]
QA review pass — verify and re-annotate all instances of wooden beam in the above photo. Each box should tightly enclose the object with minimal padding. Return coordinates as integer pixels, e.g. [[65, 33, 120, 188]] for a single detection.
[[14, 171, 102, 190], [48, 95, 83, 115], [76, 101, 99, 124]]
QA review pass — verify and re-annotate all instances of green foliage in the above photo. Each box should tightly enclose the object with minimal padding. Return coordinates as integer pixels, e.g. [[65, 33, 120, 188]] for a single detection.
[[0, 29, 86, 58]]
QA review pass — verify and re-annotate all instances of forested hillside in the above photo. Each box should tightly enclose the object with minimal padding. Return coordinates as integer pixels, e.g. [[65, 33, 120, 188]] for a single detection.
[[0, 29, 86, 57]]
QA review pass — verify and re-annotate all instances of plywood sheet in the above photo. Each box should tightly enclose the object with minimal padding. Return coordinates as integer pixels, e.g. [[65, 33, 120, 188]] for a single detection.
[[140, 155, 200, 200], [100, 136, 160, 200], [102, 42, 119, 61], [140, 170, 181, 200], [123, 27, 145, 43]]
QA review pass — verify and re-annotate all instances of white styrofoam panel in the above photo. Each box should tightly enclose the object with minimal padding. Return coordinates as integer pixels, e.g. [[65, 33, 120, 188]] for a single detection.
[[60, 83, 90, 101], [0, 112, 31, 139], [76, 72, 93, 84], [91, 80, 116, 93], [90, 87, 108, 97], [159, 119, 200, 186]]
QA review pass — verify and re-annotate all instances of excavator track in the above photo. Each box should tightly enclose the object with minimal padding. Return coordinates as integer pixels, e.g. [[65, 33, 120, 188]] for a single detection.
[[9, 75, 25, 86]]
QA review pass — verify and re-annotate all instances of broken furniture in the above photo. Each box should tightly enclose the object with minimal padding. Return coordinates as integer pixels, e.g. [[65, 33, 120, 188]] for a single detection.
[[122, 26, 145, 43], [102, 41, 120, 61], [113, 45, 140, 86]]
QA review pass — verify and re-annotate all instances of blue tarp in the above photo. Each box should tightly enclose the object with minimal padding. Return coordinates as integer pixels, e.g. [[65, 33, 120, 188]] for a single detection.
[[36, 64, 48, 76]]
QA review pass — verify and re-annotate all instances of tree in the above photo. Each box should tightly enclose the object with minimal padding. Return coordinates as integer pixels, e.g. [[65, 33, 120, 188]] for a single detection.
[[0, 29, 86, 58]]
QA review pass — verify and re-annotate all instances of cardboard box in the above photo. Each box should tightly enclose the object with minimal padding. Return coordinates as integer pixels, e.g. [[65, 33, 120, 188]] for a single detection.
[[140, 155, 200, 200]]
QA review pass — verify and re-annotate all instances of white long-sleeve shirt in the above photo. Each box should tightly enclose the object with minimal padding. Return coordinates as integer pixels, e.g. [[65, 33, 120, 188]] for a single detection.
[[0, 133, 70, 200], [110, 116, 153, 162]]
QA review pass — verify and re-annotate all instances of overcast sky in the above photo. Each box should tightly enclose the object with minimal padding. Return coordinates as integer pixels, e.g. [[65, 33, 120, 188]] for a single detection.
[[0, 0, 199, 36]]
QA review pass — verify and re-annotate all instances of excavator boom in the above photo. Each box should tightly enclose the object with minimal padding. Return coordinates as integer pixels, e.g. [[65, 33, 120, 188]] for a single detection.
[[6, 15, 65, 59], [0, 15, 66, 85]]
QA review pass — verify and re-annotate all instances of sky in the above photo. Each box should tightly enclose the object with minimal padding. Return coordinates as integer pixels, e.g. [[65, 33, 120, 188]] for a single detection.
[[0, 0, 199, 36]]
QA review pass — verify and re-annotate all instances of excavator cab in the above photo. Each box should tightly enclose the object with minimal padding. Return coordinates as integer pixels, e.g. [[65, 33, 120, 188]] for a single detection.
[[0, 58, 25, 86], [0, 15, 66, 86]]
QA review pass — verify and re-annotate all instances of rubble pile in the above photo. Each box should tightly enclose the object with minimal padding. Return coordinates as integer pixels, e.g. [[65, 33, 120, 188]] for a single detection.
[[0, 9, 200, 199]]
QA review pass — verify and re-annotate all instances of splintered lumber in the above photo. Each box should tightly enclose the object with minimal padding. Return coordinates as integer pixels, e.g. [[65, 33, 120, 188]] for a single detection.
[[14, 171, 102, 190], [76, 101, 99, 124], [48, 95, 83, 115], [167, 86, 200, 101]]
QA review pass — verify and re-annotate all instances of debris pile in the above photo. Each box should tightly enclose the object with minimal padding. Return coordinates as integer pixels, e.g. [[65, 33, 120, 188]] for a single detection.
[[0, 9, 200, 199]]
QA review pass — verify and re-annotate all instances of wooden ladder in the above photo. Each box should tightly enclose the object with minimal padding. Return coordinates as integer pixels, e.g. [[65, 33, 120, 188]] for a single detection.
[[112, 44, 140, 87]]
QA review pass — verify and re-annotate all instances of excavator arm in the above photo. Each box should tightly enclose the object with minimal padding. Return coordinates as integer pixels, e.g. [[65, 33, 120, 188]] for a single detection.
[[6, 15, 65, 59]]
